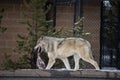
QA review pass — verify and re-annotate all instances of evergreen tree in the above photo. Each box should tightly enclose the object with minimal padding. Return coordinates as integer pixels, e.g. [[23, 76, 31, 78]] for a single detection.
[[66, 17, 90, 38]]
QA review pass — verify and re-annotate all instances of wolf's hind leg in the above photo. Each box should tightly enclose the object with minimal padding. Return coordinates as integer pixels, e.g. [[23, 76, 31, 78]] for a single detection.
[[81, 46, 100, 70], [46, 58, 55, 69], [81, 57, 100, 70], [74, 54, 80, 70], [61, 58, 71, 70]]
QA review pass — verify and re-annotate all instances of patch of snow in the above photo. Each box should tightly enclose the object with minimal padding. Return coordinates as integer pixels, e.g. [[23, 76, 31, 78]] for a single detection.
[[51, 68, 75, 71], [50, 69, 98, 71], [100, 67, 120, 72], [101, 69, 120, 72], [45, 68, 120, 72]]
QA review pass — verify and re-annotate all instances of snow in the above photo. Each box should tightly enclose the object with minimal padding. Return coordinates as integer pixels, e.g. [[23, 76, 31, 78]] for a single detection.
[[48, 68, 120, 72]]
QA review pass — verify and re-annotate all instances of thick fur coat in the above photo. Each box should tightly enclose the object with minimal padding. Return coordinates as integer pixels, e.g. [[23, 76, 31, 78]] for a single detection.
[[34, 36, 99, 70]]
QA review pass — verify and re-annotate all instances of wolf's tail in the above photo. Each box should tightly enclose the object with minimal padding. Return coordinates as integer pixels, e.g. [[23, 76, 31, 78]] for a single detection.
[[86, 41, 94, 59], [89, 48, 94, 59]]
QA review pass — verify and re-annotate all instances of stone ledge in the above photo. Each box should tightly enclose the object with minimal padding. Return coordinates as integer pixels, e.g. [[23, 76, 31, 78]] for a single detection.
[[0, 69, 120, 79]]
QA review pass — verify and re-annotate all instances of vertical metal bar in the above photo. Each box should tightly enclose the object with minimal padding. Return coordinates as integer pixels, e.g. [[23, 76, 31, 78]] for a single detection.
[[100, 0, 104, 69], [73, 0, 76, 36], [78, 0, 83, 18], [73, 0, 76, 23], [78, 0, 83, 30], [118, 3, 120, 69], [53, 0, 56, 29], [117, 2, 120, 69]]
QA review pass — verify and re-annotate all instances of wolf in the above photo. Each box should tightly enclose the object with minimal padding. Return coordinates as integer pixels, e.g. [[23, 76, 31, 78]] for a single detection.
[[34, 36, 100, 70]]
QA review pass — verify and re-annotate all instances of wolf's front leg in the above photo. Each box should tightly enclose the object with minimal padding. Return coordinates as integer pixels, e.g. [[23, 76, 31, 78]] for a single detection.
[[74, 54, 80, 70], [61, 58, 71, 70], [46, 58, 55, 69]]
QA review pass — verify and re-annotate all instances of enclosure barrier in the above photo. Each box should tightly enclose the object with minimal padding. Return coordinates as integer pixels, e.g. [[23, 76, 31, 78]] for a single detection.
[[0, 69, 120, 80]]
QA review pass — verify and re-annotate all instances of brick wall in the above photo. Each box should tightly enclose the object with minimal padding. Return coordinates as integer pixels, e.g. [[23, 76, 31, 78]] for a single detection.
[[83, 5, 100, 63], [56, 5, 73, 31], [0, 0, 28, 67]]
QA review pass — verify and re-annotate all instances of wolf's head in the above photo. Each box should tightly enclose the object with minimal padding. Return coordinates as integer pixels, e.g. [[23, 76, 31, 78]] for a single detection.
[[34, 36, 46, 53]]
